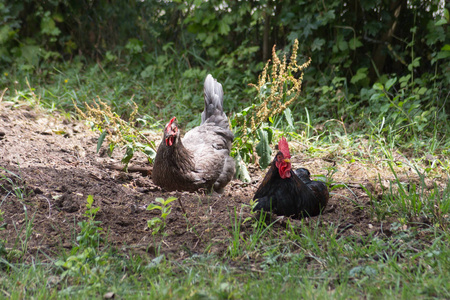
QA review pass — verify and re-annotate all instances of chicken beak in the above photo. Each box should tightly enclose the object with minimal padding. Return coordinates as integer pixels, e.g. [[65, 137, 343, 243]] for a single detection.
[[284, 158, 290, 163], [165, 136, 174, 146]]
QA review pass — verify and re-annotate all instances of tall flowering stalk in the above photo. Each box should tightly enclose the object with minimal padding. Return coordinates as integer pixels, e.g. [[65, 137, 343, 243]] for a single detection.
[[232, 39, 311, 180]]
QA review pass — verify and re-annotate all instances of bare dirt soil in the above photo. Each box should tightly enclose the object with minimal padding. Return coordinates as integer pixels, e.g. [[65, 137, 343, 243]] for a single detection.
[[0, 102, 432, 261]]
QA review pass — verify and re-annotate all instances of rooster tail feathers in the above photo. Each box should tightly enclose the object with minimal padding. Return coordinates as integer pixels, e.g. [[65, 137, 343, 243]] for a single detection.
[[202, 74, 226, 126]]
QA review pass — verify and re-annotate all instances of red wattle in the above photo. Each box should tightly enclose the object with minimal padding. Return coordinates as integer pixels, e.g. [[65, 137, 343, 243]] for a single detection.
[[276, 162, 291, 179]]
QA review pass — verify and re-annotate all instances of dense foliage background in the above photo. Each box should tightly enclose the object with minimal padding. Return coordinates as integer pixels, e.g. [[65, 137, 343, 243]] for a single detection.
[[2, 2, 450, 298], [1, 0, 449, 152]]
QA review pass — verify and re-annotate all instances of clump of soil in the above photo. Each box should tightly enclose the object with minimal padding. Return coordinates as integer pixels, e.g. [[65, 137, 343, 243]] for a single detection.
[[0, 102, 417, 260]]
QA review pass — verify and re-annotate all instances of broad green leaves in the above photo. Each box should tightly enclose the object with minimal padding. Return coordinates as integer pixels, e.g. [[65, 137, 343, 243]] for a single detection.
[[351, 68, 368, 84], [125, 38, 143, 55], [408, 57, 421, 71], [311, 38, 325, 51], [40, 12, 61, 36], [349, 37, 363, 50], [385, 78, 397, 91], [256, 128, 272, 170]]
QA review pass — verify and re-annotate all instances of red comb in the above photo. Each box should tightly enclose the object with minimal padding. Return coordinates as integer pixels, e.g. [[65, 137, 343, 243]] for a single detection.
[[278, 137, 290, 158], [168, 117, 177, 126], [165, 117, 177, 133]]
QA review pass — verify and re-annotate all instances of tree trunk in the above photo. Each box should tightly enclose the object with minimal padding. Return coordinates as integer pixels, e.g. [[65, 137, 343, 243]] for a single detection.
[[369, 0, 404, 81]]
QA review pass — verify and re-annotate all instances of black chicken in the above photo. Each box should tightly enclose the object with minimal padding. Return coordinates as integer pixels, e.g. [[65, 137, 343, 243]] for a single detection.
[[253, 138, 329, 218], [152, 74, 235, 193]]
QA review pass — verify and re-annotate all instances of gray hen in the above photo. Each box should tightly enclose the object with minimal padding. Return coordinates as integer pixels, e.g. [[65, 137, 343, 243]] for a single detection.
[[152, 74, 235, 193]]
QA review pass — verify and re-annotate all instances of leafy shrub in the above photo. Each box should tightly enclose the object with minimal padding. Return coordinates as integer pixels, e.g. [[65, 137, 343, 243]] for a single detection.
[[74, 97, 157, 168], [232, 40, 311, 180]]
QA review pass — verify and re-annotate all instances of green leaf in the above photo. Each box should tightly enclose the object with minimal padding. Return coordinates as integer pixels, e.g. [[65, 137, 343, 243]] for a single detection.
[[96, 132, 107, 153], [121, 144, 134, 167], [380, 103, 390, 113], [351, 68, 368, 84], [385, 77, 397, 91], [408, 57, 421, 71], [256, 128, 272, 170], [162, 42, 174, 52], [417, 87, 427, 95], [41, 15, 61, 36], [234, 152, 251, 182], [218, 21, 230, 35], [284, 108, 294, 130], [148, 217, 162, 227], [311, 38, 325, 51], [265, 127, 273, 144], [155, 197, 165, 204], [86, 195, 94, 206], [349, 37, 363, 50], [164, 197, 178, 205], [338, 39, 348, 51], [142, 146, 156, 160], [436, 51, 450, 59], [125, 38, 143, 54], [103, 114, 110, 125], [108, 144, 115, 157], [21, 45, 41, 66], [373, 82, 384, 91], [55, 260, 66, 267], [320, 9, 336, 23], [0, 25, 11, 44], [435, 19, 447, 26], [147, 204, 162, 211]]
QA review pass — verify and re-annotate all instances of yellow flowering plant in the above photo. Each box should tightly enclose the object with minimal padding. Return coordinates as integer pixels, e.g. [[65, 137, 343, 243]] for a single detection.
[[231, 39, 311, 181]]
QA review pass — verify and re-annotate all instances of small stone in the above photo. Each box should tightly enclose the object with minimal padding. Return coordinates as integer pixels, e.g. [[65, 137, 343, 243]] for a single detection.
[[425, 154, 436, 166], [40, 129, 53, 135]]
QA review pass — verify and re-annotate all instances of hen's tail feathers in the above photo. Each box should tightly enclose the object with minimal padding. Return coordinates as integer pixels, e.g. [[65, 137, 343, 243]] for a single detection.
[[294, 168, 311, 183], [201, 74, 229, 129]]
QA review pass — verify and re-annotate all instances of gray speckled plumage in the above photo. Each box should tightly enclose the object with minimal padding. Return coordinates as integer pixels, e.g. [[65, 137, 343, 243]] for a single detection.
[[152, 74, 235, 193]]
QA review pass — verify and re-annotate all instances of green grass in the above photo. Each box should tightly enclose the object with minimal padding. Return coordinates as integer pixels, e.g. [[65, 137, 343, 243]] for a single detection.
[[2, 56, 253, 130], [1, 56, 450, 299], [1, 175, 450, 299], [1, 219, 449, 298]]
